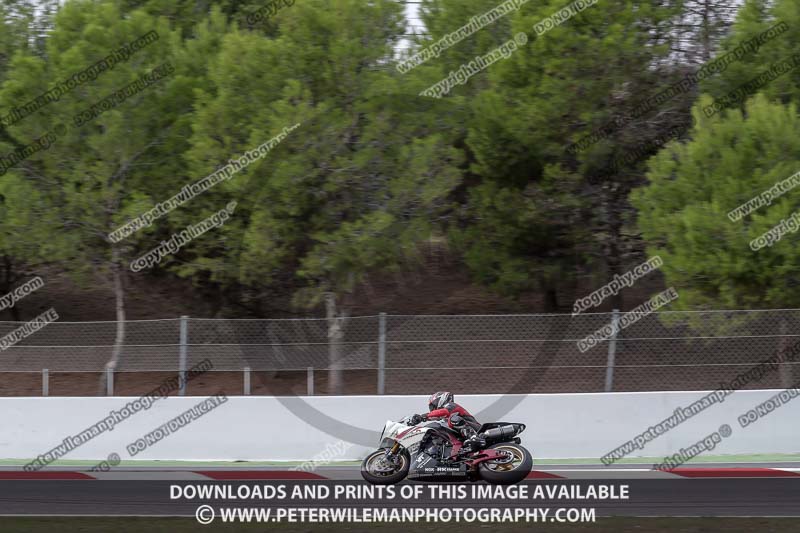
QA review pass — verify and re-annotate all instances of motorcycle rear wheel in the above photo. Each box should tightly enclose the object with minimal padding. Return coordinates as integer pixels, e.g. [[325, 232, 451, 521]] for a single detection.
[[360, 449, 410, 485], [477, 443, 532, 485]]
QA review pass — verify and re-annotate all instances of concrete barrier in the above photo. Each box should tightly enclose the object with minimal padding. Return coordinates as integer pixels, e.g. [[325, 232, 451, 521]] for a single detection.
[[3, 390, 799, 462]]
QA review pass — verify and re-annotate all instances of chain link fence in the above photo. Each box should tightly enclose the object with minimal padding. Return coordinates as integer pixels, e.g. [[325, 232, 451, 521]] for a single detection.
[[1, 309, 799, 395]]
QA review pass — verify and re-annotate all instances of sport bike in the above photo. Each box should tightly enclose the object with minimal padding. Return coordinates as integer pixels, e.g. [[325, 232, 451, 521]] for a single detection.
[[361, 415, 532, 484]]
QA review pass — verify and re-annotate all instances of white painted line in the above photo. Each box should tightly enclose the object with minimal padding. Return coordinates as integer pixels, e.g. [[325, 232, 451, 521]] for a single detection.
[[536, 468, 680, 479]]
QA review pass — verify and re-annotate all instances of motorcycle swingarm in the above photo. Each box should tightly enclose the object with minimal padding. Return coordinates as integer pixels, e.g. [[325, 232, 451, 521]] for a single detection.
[[467, 448, 512, 467]]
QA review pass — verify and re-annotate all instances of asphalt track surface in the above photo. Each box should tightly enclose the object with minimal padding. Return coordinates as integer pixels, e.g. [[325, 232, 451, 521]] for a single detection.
[[1, 464, 800, 517]]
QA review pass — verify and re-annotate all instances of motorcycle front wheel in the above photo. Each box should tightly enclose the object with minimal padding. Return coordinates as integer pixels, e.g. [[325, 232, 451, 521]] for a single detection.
[[477, 443, 533, 485], [360, 449, 410, 485]]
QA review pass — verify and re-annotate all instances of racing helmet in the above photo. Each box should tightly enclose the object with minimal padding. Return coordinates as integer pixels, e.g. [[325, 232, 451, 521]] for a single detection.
[[428, 391, 454, 411]]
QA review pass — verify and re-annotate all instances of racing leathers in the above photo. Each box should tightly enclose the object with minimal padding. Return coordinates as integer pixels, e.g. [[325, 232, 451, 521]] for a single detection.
[[425, 402, 484, 451]]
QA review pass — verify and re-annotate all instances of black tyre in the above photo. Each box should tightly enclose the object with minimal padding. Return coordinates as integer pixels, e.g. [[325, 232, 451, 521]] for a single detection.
[[477, 443, 533, 485], [360, 449, 410, 485]]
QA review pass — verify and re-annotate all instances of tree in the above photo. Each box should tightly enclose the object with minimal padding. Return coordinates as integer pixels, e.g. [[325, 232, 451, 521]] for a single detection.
[[632, 95, 800, 309], [418, 0, 684, 310], [181, 0, 463, 391], [0, 1, 192, 385], [0, 1, 61, 318], [701, 0, 800, 106], [632, 0, 800, 312]]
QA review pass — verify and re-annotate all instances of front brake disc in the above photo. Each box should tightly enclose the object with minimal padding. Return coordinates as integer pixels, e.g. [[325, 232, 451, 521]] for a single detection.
[[373, 459, 395, 473]]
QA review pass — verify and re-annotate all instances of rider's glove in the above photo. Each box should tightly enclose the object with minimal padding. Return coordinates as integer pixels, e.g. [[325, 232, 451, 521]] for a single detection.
[[410, 414, 425, 425]]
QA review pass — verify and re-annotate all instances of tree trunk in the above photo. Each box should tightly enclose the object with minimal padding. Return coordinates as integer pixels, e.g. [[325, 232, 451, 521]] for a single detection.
[[0, 255, 21, 321], [701, 0, 712, 63], [101, 246, 126, 395], [0, 255, 12, 294], [543, 287, 558, 313], [8, 299, 21, 322], [325, 292, 344, 395]]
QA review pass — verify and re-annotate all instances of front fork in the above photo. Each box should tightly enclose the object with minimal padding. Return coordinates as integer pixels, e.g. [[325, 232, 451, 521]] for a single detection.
[[383, 442, 403, 466]]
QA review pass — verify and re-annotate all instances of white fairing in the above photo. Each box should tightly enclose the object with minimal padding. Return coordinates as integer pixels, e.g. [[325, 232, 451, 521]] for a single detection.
[[381, 419, 441, 453], [382, 420, 410, 441]]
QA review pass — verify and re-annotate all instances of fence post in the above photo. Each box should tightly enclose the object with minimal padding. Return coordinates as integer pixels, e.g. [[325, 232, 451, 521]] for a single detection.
[[604, 309, 620, 392], [307, 367, 314, 396], [243, 366, 251, 396], [106, 366, 114, 396], [179, 315, 188, 396], [42, 369, 49, 397], [378, 312, 386, 395]]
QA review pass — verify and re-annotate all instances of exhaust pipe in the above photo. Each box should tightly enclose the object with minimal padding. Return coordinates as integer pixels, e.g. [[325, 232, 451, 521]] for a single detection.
[[482, 424, 517, 443]]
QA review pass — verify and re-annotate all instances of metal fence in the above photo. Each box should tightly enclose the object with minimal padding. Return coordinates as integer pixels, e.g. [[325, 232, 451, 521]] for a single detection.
[[1, 309, 799, 396]]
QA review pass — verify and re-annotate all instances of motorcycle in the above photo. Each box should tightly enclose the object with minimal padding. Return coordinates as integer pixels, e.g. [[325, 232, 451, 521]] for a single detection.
[[361, 415, 532, 485]]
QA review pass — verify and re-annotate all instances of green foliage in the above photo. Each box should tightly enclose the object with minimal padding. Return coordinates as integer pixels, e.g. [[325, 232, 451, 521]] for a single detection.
[[631, 95, 800, 309], [703, 0, 800, 107], [178, 0, 463, 307], [0, 0, 190, 286], [434, 0, 682, 302], [3, 0, 800, 317]]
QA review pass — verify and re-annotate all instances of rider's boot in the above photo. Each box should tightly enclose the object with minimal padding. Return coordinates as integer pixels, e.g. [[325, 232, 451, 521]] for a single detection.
[[460, 429, 486, 452]]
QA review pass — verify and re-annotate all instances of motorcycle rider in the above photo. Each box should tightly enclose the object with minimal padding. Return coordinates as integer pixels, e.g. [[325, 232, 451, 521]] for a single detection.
[[409, 391, 486, 452]]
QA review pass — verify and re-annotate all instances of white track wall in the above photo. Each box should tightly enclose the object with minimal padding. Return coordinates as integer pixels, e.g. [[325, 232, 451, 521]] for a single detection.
[[3, 390, 799, 462]]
